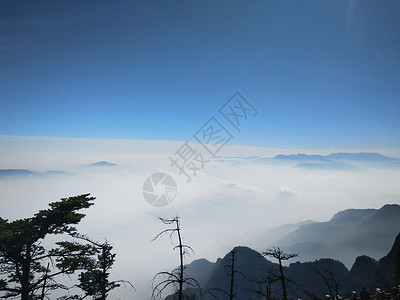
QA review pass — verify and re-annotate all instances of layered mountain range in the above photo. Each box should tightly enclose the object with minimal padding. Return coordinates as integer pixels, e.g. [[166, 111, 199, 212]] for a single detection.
[[166, 204, 400, 300], [0, 161, 117, 177], [272, 152, 400, 169], [264, 204, 400, 267], [2, 152, 399, 178], [167, 234, 399, 299]]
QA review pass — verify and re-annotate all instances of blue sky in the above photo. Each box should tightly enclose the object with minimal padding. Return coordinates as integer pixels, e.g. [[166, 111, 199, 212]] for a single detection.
[[1, 1, 399, 148]]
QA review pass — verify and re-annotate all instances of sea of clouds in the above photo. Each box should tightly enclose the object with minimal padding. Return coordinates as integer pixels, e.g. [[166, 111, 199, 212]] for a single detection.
[[1, 136, 399, 299]]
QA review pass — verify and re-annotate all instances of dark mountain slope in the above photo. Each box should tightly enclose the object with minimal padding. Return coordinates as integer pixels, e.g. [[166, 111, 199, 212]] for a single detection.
[[278, 204, 400, 267], [374, 232, 400, 290]]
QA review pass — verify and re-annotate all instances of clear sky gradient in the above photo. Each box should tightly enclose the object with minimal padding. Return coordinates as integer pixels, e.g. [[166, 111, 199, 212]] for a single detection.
[[1, 1, 399, 148]]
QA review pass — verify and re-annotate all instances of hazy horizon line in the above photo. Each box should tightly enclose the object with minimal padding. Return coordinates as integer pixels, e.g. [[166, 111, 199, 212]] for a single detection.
[[2, 134, 400, 156]]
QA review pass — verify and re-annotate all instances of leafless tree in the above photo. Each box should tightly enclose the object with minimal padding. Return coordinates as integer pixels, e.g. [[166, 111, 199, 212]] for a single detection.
[[206, 249, 245, 300], [151, 217, 200, 300], [261, 247, 298, 300], [226, 249, 246, 300], [250, 268, 280, 300], [312, 267, 340, 300]]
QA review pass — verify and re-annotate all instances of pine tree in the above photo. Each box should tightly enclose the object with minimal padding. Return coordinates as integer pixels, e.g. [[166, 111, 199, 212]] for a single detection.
[[0, 194, 95, 300]]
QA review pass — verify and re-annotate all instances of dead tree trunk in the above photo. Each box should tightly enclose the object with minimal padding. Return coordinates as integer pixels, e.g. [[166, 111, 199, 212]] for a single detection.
[[151, 217, 200, 300], [229, 250, 236, 300], [261, 247, 298, 300]]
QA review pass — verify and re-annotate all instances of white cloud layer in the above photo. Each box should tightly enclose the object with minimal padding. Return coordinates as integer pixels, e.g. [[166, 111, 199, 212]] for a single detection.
[[1, 136, 400, 298], [278, 186, 297, 197]]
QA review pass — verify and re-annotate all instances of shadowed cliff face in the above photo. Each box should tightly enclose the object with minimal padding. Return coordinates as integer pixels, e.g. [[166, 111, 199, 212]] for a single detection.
[[374, 233, 400, 290], [348, 255, 379, 291]]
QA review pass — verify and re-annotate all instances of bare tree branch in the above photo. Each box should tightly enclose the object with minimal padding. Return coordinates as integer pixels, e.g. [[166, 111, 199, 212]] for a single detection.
[[151, 217, 200, 300], [261, 246, 298, 300]]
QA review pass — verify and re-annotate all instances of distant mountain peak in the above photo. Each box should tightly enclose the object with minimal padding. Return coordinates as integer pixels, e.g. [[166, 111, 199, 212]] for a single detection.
[[0, 169, 37, 177], [330, 208, 376, 222], [272, 152, 399, 170], [86, 161, 117, 167], [273, 152, 395, 162], [273, 153, 326, 160], [327, 152, 391, 161], [378, 203, 400, 211], [0, 169, 68, 177]]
